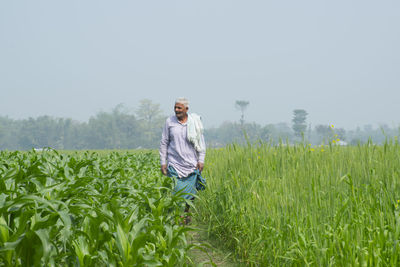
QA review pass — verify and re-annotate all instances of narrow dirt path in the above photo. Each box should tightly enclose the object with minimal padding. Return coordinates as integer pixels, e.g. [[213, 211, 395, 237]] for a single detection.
[[186, 218, 240, 267]]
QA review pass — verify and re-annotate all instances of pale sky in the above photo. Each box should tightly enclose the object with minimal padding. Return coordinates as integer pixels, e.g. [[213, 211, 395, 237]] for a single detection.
[[1, 0, 399, 129]]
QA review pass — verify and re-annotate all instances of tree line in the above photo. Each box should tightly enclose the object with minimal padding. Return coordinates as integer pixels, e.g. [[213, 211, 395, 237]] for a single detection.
[[0, 100, 398, 150], [0, 100, 165, 150]]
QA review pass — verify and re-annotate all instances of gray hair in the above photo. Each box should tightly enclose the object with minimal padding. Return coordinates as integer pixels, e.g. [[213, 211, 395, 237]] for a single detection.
[[175, 97, 189, 108]]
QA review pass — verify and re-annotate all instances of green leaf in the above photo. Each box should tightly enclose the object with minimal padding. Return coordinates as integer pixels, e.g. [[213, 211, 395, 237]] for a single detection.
[[0, 215, 10, 244]]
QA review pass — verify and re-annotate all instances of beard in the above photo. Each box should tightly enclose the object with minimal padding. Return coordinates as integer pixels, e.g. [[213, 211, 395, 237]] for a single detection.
[[175, 112, 185, 119]]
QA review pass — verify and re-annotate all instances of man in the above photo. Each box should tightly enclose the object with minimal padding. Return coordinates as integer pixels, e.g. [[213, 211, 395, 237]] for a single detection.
[[159, 97, 206, 224]]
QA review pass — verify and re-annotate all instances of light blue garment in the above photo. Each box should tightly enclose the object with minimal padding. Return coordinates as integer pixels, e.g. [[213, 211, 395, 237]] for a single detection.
[[167, 165, 205, 200]]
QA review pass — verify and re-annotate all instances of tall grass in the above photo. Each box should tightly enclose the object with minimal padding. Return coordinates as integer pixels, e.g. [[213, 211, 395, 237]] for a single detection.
[[197, 140, 400, 266]]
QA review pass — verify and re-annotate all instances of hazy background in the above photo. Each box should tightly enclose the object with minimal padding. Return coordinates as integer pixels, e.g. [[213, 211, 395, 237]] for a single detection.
[[1, 0, 399, 129]]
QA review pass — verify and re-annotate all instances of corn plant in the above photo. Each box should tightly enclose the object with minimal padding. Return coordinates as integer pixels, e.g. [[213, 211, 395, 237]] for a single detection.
[[0, 150, 197, 266]]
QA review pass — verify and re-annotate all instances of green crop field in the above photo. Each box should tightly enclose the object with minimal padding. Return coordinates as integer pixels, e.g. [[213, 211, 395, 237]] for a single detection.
[[1, 140, 400, 266], [0, 150, 199, 266], [197, 140, 400, 266]]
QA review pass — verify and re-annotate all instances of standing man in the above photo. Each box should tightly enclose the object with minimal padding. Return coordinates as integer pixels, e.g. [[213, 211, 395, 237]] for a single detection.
[[159, 97, 206, 223]]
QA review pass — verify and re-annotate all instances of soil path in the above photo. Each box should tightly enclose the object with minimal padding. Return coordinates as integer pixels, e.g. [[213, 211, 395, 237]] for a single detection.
[[186, 218, 240, 267]]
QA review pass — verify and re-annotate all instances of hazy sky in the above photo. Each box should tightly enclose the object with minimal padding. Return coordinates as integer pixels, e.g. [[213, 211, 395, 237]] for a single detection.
[[1, 0, 399, 129]]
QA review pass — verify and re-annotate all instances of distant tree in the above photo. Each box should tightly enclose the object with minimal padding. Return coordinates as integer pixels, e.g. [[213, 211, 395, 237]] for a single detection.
[[260, 125, 273, 142], [307, 123, 312, 141], [314, 124, 346, 144], [204, 121, 294, 146], [315, 125, 334, 144], [204, 121, 244, 146], [136, 99, 164, 124], [136, 99, 165, 148], [292, 109, 308, 140], [86, 104, 139, 149], [274, 122, 293, 142], [335, 128, 346, 141], [0, 116, 19, 149], [17, 117, 41, 149], [235, 100, 250, 126]]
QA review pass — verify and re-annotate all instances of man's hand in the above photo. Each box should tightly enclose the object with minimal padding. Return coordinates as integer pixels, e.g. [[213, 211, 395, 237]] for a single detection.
[[161, 164, 167, 176], [196, 162, 204, 172]]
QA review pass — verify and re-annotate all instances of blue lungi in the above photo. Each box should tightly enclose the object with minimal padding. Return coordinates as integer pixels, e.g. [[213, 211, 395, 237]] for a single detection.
[[167, 165, 205, 200]]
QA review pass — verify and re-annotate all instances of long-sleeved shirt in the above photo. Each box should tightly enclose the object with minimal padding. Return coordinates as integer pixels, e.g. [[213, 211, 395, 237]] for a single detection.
[[159, 115, 206, 178]]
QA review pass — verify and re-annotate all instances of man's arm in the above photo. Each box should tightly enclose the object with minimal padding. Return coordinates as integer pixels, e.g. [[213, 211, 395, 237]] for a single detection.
[[159, 120, 169, 176]]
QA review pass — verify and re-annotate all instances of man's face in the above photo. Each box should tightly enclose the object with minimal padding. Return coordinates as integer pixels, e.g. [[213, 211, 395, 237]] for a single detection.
[[174, 103, 188, 120]]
